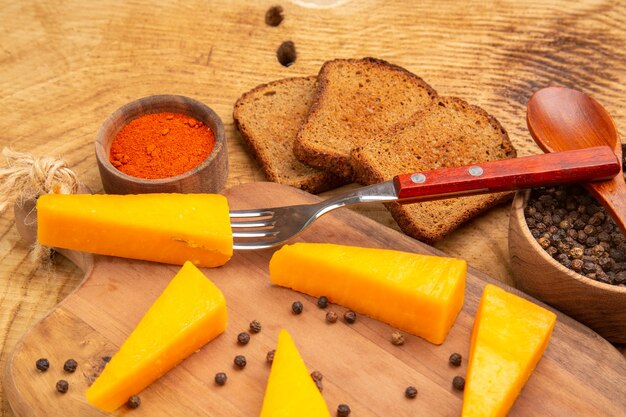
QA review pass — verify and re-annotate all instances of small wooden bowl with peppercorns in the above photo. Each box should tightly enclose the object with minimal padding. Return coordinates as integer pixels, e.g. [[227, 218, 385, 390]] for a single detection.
[[509, 187, 626, 344], [95, 95, 228, 194]]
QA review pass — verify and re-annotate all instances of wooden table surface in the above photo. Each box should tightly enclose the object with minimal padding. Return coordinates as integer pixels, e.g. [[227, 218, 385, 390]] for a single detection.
[[0, 1, 624, 416]]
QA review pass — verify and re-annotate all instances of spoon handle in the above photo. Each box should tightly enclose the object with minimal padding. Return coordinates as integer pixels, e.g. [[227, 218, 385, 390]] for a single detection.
[[587, 176, 626, 235], [393, 146, 620, 201]]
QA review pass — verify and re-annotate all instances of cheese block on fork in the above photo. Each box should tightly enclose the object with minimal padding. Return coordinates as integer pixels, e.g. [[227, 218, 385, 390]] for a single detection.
[[37, 193, 232, 267]]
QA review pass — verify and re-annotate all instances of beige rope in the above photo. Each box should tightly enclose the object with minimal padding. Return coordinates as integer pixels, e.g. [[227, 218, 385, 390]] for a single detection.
[[0, 147, 80, 262], [0, 147, 79, 214]]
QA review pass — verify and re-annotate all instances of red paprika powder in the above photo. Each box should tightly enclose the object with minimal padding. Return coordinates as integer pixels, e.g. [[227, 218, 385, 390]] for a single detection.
[[109, 112, 215, 179]]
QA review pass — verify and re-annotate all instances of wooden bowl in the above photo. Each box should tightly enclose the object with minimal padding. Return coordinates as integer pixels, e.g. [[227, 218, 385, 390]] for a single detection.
[[509, 189, 626, 343], [95, 95, 228, 194]]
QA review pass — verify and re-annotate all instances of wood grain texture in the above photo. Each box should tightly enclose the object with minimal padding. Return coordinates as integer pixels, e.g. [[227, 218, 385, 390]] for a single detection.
[[5, 182, 626, 417], [1, 1, 626, 416]]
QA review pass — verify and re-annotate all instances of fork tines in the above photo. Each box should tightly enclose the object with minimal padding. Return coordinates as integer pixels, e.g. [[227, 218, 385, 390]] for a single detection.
[[229, 210, 278, 239]]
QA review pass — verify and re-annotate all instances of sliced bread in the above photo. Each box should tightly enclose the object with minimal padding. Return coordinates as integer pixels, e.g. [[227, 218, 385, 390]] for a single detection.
[[233, 76, 347, 194], [352, 96, 517, 243], [293, 58, 437, 180]]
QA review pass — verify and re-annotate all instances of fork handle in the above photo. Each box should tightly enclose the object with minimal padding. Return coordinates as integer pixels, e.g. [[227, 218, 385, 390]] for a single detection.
[[392, 146, 620, 202]]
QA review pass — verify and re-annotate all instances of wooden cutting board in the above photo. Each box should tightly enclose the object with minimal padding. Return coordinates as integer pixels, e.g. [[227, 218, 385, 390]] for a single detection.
[[4, 182, 626, 417]]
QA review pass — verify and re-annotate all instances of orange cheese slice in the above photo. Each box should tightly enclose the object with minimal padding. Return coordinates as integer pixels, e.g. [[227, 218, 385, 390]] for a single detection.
[[37, 193, 232, 267], [260, 329, 331, 417], [462, 284, 556, 417], [86, 261, 228, 412], [269, 242, 466, 344]]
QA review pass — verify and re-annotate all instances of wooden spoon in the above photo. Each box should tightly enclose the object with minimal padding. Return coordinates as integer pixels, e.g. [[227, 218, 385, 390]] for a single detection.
[[527, 86, 626, 234]]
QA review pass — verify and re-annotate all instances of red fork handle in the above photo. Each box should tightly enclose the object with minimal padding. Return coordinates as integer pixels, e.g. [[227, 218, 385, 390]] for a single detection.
[[392, 146, 620, 202]]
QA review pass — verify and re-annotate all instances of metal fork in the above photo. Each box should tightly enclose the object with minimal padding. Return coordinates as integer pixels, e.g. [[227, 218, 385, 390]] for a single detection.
[[230, 146, 620, 250]]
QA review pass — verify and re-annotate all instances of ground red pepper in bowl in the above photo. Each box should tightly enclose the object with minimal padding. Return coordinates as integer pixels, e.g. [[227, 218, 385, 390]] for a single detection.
[[109, 112, 215, 180], [95, 95, 228, 194]]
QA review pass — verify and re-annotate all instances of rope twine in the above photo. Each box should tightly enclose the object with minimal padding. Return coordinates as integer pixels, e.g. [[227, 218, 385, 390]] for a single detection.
[[0, 147, 79, 213], [0, 147, 79, 261]]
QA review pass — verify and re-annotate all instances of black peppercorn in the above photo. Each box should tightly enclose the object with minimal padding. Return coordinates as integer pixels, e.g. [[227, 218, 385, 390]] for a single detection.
[[292, 301, 304, 314], [391, 331, 405, 346], [102, 355, 112, 363], [326, 311, 338, 323], [56, 379, 69, 394], [583, 262, 596, 274], [452, 376, 465, 391], [237, 332, 251, 345], [214, 372, 228, 386], [343, 310, 357, 324], [317, 296, 329, 309], [569, 246, 584, 259], [537, 237, 550, 249], [449, 353, 462, 367], [63, 358, 78, 373], [559, 219, 572, 230], [266, 349, 276, 364], [337, 403, 351, 417], [234, 355, 247, 369], [35, 358, 49, 372], [405, 386, 418, 399], [311, 370, 323, 381], [127, 395, 141, 409], [314, 378, 323, 392], [249, 320, 262, 333], [311, 371, 324, 391], [571, 259, 584, 272]]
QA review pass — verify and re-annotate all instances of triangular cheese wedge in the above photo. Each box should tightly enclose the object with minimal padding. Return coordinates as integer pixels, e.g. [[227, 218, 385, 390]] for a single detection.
[[270, 242, 466, 344], [86, 261, 228, 412], [260, 330, 331, 417], [462, 284, 556, 417]]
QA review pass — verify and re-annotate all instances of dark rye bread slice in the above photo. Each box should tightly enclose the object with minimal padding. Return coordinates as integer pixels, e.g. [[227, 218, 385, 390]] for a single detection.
[[293, 58, 437, 181], [233, 76, 347, 194], [352, 96, 517, 243]]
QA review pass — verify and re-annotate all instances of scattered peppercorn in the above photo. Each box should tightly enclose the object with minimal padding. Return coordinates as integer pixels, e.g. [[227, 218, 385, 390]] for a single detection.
[[311, 370, 323, 381], [314, 378, 323, 392], [265, 5, 284, 27], [35, 358, 49, 372], [452, 376, 465, 391], [311, 371, 324, 392], [234, 355, 247, 369], [391, 331, 405, 346], [56, 379, 69, 394], [237, 332, 251, 345], [525, 182, 626, 286], [326, 311, 338, 323], [63, 358, 78, 373], [214, 372, 228, 386], [276, 41, 297, 67], [102, 355, 112, 363], [266, 349, 276, 364], [249, 320, 262, 333], [344, 310, 357, 324], [405, 386, 418, 399], [317, 295, 329, 309], [292, 300, 304, 314], [337, 403, 351, 417], [449, 353, 462, 367], [127, 395, 141, 409]]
